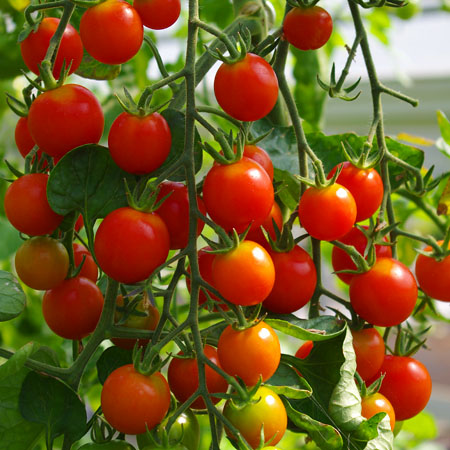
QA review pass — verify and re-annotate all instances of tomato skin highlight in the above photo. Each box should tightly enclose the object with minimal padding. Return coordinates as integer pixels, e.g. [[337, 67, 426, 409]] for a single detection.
[[351, 328, 385, 382], [42, 276, 104, 340], [101, 364, 171, 435], [283, 6, 333, 51], [263, 245, 317, 314], [242, 145, 274, 181], [298, 183, 357, 241], [350, 257, 417, 327], [80, 0, 143, 65], [15, 237, 69, 290], [155, 181, 206, 249], [415, 242, 450, 302], [223, 386, 287, 449], [28, 84, 104, 158], [4, 173, 63, 236], [332, 226, 392, 285], [168, 345, 228, 409], [108, 112, 171, 175], [20, 17, 83, 77], [361, 392, 396, 431], [328, 162, 384, 222], [218, 321, 280, 386], [73, 243, 98, 282], [214, 53, 278, 122], [203, 157, 274, 233], [94, 207, 170, 284], [133, 0, 181, 29], [212, 241, 275, 306], [376, 355, 432, 421]]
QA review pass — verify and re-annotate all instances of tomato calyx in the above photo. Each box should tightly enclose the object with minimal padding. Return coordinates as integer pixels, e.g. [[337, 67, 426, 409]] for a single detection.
[[89, 415, 116, 446], [391, 324, 429, 357], [205, 26, 252, 65], [115, 86, 170, 118]]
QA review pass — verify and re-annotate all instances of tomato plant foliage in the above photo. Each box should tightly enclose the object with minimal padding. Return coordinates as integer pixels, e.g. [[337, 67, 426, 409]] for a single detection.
[[0, 0, 448, 449]]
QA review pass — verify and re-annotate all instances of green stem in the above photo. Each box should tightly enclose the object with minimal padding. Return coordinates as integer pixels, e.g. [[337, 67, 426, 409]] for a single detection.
[[309, 239, 322, 318]]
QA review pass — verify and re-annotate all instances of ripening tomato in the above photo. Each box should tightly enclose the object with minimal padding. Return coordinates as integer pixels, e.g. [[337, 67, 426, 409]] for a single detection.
[[20, 17, 83, 77], [94, 207, 170, 284], [28, 84, 104, 158], [80, 0, 143, 65], [283, 5, 333, 51], [350, 258, 417, 327], [168, 345, 228, 409], [203, 157, 274, 233], [133, 0, 181, 29], [223, 386, 287, 449], [298, 183, 357, 241], [376, 355, 432, 421], [263, 245, 317, 314], [42, 276, 104, 340], [15, 116, 40, 159], [361, 393, 396, 431], [214, 53, 278, 122], [212, 241, 275, 306], [415, 241, 450, 302], [101, 364, 171, 435], [73, 243, 98, 282], [4, 173, 63, 236], [108, 112, 171, 175], [245, 201, 283, 247], [351, 328, 385, 382], [332, 226, 392, 285], [218, 321, 280, 386], [155, 181, 206, 249], [15, 237, 68, 290], [328, 162, 384, 222]]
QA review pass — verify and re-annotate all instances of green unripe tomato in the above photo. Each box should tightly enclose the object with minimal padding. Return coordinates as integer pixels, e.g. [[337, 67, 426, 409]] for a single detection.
[[394, 0, 421, 19], [78, 441, 136, 449]]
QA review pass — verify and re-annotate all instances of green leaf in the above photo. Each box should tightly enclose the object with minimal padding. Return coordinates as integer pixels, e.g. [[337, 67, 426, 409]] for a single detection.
[[399, 411, 438, 445], [351, 414, 393, 450], [438, 177, 450, 215], [75, 50, 121, 80], [153, 109, 203, 182], [436, 110, 450, 158], [265, 362, 312, 400], [19, 371, 87, 445], [199, 0, 233, 28], [283, 398, 343, 450], [0, 342, 37, 383], [265, 315, 346, 341], [0, 217, 25, 260], [96, 346, 133, 385], [47, 145, 136, 221], [274, 168, 301, 211], [0, 270, 26, 322]]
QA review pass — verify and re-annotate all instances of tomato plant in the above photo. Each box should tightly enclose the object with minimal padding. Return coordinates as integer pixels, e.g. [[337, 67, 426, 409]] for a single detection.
[[73, 243, 98, 282], [15, 236, 69, 290], [361, 392, 396, 431], [79, 0, 143, 65], [245, 201, 283, 247], [133, 0, 181, 30], [101, 364, 171, 435]]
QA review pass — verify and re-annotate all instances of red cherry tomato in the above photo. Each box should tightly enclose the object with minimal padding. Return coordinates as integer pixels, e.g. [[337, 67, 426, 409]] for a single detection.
[[155, 181, 206, 249], [223, 386, 287, 449], [80, 0, 143, 65], [350, 257, 417, 327], [4, 173, 63, 236], [111, 293, 159, 350], [295, 340, 313, 360], [212, 241, 275, 306], [376, 355, 432, 421], [298, 183, 357, 241], [218, 321, 280, 386], [42, 276, 104, 340], [242, 144, 274, 181], [361, 393, 396, 431], [101, 364, 171, 435], [214, 53, 278, 122], [203, 157, 274, 233], [73, 243, 98, 282], [15, 116, 37, 158], [328, 162, 384, 222], [351, 328, 385, 382], [246, 201, 283, 247], [332, 226, 392, 285], [28, 84, 104, 158], [263, 245, 317, 314], [133, 0, 181, 30], [415, 241, 450, 302], [283, 6, 333, 51], [15, 237, 69, 290], [20, 17, 83, 77], [94, 207, 170, 284], [108, 112, 171, 175], [168, 345, 228, 409]]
